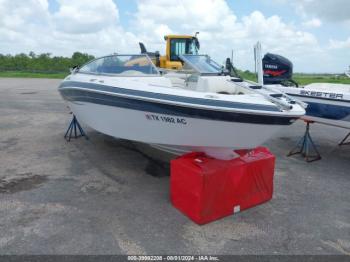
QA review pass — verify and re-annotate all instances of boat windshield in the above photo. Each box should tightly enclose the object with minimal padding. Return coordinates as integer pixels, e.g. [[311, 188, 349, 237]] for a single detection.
[[78, 54, 159, 76], [179, 55, 224, 75]]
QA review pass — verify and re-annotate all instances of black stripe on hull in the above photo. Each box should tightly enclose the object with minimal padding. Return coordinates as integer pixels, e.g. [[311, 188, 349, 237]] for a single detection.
[[60, 88, 296, 125]]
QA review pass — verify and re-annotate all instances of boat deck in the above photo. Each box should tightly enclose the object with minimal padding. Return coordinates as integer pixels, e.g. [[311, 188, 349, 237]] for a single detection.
[[0, 78, 349, 255]]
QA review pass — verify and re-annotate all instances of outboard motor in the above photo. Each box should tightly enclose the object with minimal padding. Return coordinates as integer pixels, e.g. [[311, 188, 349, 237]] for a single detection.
[[262, 53, 296, 86]]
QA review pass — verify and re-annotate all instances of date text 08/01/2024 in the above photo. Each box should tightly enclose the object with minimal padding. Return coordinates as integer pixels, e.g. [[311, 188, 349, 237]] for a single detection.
[[127, 255, 219, 261]]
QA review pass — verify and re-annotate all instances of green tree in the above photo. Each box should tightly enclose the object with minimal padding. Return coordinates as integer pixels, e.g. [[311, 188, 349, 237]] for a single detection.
[[0, 52, 95, 73]]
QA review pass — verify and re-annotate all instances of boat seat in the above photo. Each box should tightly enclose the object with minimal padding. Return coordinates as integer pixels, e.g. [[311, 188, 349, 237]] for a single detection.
[[120, 70, 148, 76], [166, 76, 187, 89], [97, 65, 151, 74], [196, 76, 237, 94]]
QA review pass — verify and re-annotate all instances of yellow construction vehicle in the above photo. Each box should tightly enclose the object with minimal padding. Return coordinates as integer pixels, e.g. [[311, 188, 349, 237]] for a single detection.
[[139, 33, 200, 70]]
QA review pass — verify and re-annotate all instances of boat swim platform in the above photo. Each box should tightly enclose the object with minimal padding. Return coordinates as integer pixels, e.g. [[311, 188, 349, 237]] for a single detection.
[[0, 78, 349, 255]]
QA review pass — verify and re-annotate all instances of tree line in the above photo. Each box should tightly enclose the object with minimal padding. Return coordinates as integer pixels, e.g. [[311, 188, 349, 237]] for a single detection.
[[0, 52, 95, 73]]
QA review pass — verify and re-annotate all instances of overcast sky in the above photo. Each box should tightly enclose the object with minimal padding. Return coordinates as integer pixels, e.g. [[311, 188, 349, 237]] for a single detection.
[[0, 0, 349, 73]]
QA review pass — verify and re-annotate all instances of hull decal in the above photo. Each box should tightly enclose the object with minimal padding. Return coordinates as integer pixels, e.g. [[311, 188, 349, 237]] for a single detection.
[[60, 88, 295, 125], [59, 81, 280, 112]]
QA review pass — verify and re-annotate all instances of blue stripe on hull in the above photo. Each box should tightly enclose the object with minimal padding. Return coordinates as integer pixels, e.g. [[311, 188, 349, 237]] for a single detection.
[[59, 88, 295, 125], [59, 81, 280, 112], [306, 102, 350, 120]]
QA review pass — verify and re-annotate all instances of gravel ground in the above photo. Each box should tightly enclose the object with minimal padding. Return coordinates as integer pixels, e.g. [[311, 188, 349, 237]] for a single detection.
[[0, 78, 349, 255]]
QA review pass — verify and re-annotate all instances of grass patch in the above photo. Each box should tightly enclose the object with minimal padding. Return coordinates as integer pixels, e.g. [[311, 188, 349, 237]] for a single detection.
[[1, 70, 350, 86], [0, 71, 68, 79], [236, 70, 350, 85], [293, 74, 350, 85]]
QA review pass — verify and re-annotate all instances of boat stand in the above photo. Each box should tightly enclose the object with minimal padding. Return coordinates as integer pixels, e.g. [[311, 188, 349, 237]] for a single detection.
[[288, 120, 321, 162], [64, 115, 88, 141], [339, 132, 350, 146]]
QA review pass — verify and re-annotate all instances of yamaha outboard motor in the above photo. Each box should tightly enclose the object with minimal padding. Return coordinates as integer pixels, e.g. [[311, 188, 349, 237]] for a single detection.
[[262, 53, 297, 86]]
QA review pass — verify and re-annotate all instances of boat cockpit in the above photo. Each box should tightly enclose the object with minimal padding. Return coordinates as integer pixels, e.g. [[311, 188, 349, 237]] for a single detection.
[[73, 54, 300, 109], [73, 53, 246, 94]]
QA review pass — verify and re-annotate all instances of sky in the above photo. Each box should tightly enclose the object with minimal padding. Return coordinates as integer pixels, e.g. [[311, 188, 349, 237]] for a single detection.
[[0, 0, 349, 73]]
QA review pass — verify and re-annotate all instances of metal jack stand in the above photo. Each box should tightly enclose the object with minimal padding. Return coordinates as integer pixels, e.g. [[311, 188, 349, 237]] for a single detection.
[[339, 132, 350, 146], [64, 115, 88, 141], [288, 120, 321, 162]]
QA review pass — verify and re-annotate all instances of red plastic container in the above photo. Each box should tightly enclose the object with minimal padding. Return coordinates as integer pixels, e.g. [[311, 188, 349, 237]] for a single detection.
[[170, 147, 275, 225]]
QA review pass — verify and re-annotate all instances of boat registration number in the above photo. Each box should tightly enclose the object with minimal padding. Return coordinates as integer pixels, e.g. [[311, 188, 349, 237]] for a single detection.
[[145, 113, 187, 125]]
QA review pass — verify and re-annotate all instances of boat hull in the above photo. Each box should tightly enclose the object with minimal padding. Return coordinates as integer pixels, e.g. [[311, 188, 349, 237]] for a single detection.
[[300, 97, 350, 129], [269, 84, 350, 129], [67, 101, 293, 159]]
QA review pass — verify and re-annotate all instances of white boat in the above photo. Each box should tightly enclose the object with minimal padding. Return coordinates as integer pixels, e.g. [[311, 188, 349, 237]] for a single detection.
[[58, 53, 305, 159], [269, 83, 350, 128], [254, 43, 350, 129]]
